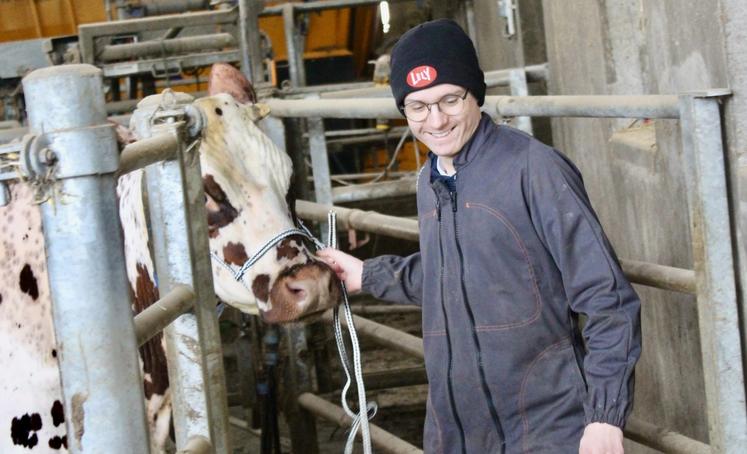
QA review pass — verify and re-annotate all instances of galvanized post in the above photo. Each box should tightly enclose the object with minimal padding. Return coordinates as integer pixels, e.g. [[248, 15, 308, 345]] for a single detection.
[[142, 112, 230, 451], [678, 91, 747, 453], [508, 69, 533, 134], [22, 64, 150, 453], [238, 0, 265, 84], [282, 3, 306, 88]]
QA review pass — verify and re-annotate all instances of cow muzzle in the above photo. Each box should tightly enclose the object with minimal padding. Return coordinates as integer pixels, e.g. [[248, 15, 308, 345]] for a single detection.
[[261, 261, 341, 324]]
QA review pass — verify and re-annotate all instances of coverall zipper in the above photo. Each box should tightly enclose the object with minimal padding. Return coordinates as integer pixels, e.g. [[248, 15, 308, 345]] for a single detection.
[[450, 190, 507, 452], [435, 195, 467, 454]]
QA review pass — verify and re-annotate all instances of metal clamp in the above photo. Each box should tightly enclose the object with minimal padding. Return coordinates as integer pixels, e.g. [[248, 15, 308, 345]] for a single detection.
[[0, 133, 56, 206], [148, 90, 206, 139]]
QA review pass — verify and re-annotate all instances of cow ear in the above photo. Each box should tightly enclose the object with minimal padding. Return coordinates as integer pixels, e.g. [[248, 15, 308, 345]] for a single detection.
[[250, 103, 271, 121]]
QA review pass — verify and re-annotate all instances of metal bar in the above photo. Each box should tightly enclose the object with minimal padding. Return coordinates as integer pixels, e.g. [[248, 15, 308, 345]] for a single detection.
[[134, 284, 196, 347], [267, 97, 400, 118], [144, 119, 230, 452], [349, 304, 422, 315], [281, 81, 375, 96], [175, 435, 212, 454], [141, 0, 209, 16], [332, 366, 428, 391], [484, 63, 548, 86], [101, 50, 240, 78], [298, 393, 423, 454], [263, 0, 385, 15], [464, 0, 479, 56], [322, 171, 414, 181], [495, 95, 680, 119], [268, 95, 680, 119], [321, 311, 424, 359], [99, 33, 235, 62], [296, 199, 419, 241], [282, 3, 306, 87], [239, 0, 265, 84], [619, 258, 696, 295], [678, 92, 747, 453], [307, 113, 333, 240], [508, 69, 533, 134], [624, 417, 710, 454], [118, 132, 179, 176], [331, 177, 417, 203], [79, 7, 238, 46], [23, 64, 149, 452]]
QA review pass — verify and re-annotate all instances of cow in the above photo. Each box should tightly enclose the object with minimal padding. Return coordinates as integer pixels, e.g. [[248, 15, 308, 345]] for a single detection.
[[1, 63, 340, 453]]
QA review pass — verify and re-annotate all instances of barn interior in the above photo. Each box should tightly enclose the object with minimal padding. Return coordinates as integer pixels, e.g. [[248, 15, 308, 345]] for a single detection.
[[1, 1, 747, 453]]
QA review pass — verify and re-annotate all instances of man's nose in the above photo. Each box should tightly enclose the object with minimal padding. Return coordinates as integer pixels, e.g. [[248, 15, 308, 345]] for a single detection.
[[426, 105, 449, 127]]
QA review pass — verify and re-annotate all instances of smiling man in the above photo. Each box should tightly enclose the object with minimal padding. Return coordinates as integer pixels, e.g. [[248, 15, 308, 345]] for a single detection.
[[318, 19, 641, 454]]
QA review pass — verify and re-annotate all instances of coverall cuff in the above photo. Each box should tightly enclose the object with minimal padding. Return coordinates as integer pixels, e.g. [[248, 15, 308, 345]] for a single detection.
[[360, 258, 380, 295], [584, 407, 626, 428]]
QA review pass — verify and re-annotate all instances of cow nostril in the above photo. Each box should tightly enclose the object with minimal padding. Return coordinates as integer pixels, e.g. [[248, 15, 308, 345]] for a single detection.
[[285, 282, 307, 300]]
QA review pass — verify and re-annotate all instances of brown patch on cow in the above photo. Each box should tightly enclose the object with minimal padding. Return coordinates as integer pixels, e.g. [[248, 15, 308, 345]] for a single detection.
[[51, 400, 65, 427], [19, 264, 39, 300], [71, 392, 86, 446], [203, 174, 239, 238], [252, 274, 270, 302], [133, 263, 169, 399], [10, 413, 42, 448], [49, 435, 67, 449], [223, 242, 248, 266], [276, 238, 300, 261]]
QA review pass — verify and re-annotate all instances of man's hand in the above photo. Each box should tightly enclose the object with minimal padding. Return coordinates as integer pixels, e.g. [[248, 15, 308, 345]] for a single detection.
[[579, 423, 624, 454], [316, 248, 364, 293]]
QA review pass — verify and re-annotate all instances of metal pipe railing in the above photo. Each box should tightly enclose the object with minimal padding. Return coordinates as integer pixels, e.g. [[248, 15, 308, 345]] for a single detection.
[[99, 33, 235, 62], [297, 393, 423, 454], [320, 311, 424, 360], [296, 199, 419, 241], [118, 132, 179, 176], [619, 259, 696, 294], [625, 417, 710, 454], [267, 95, 681, 120], [134, 284, 196, 347], [331, 177, 417, 204]]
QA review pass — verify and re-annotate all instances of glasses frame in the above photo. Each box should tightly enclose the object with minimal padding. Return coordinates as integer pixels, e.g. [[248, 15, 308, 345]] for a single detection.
[[402, 90, 469, 122]]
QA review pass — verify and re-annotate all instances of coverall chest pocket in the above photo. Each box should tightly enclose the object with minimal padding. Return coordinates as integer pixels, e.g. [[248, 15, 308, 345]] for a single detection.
[[463, 203, 542, 330]]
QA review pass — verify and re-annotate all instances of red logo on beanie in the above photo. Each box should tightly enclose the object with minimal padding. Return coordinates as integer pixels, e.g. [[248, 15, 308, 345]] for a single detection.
[[406, 65, 437, 88]]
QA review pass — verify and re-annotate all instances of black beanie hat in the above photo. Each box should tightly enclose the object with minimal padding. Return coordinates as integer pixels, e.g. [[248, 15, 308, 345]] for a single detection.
[[390, 19, 486, 112]]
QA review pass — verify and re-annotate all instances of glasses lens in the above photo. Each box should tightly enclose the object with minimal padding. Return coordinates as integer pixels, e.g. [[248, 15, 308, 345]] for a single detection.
[[439, 95, 465, 115], [404, 103, 428, 122]]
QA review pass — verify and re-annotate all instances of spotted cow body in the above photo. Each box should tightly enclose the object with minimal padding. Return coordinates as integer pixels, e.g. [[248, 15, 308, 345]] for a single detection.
[[1, 63, 339, 452]]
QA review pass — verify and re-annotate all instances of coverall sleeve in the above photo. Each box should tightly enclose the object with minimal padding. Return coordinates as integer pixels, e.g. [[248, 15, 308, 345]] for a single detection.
[[360, 252, 424, 306], [527, 144, 642, 428]]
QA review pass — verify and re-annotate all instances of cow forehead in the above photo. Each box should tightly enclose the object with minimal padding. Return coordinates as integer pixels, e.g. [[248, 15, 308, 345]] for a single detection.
[[196, 94, 293, 213]]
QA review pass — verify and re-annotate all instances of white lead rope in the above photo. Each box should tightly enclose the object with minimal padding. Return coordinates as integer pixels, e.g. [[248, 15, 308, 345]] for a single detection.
[[327, 212, 376, 454]]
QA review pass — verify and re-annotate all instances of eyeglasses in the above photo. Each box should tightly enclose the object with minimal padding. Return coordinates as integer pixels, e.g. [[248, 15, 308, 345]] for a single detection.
[[402, 90, 469, 122]]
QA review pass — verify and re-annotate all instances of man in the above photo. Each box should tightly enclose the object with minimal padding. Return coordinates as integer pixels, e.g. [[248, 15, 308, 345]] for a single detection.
[[318, 19, 641, 454]]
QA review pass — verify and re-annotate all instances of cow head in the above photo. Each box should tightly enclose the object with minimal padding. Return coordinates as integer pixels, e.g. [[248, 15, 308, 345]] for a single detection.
[[196, 64, 340, 323]]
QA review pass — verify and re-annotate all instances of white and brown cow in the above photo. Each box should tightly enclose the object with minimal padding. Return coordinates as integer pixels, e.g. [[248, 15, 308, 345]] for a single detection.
[[1, 63, 339, 452]]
